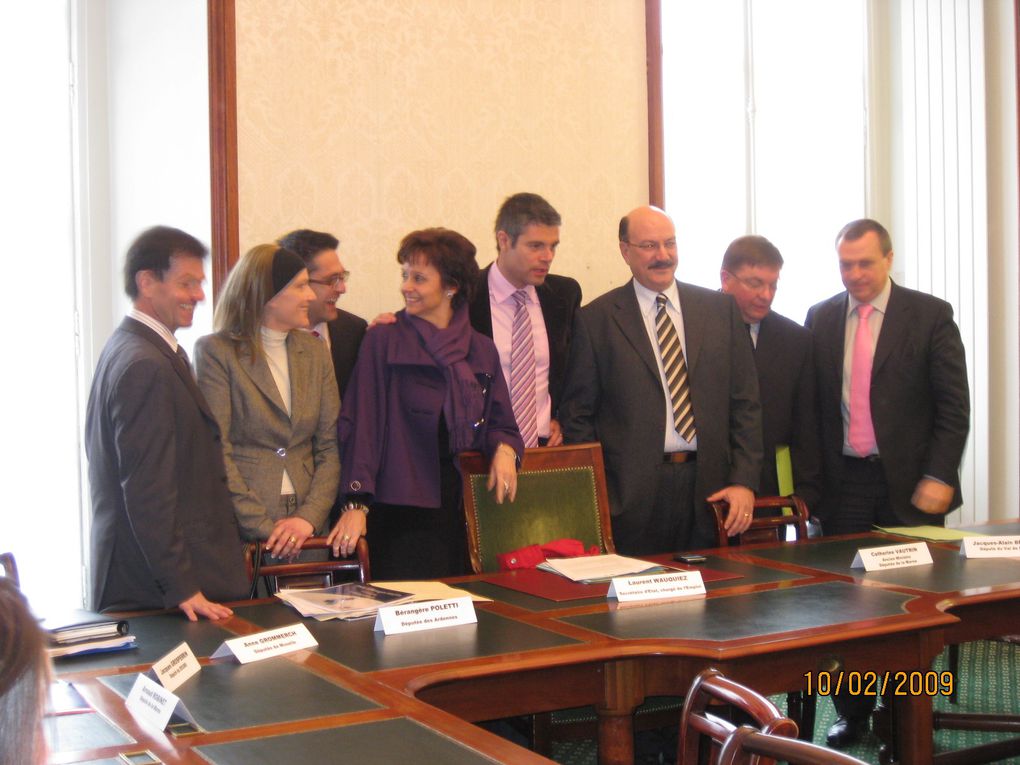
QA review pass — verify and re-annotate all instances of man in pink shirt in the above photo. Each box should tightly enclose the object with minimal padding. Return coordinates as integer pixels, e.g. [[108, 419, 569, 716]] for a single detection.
[[469, 193, 582, 447]]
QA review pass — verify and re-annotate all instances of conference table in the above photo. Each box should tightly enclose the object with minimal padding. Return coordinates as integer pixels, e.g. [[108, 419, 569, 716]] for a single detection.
[[46, 526, 1020, 765]]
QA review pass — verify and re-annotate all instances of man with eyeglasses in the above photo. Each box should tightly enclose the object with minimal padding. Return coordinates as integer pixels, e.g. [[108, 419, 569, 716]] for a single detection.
[[277, 229, 366, 399], [560, 206, 762, 555], [719, 235, 821, 513]]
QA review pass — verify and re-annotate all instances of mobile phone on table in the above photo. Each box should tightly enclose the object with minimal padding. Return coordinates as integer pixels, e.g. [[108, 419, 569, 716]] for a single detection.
[[673, 552, 707, 564]]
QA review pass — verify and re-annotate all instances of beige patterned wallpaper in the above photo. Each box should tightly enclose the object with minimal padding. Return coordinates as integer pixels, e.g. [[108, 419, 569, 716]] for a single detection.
[[235, 0, 648, 319]]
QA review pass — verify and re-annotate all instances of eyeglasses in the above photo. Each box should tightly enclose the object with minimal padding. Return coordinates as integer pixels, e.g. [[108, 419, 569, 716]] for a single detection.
[[623, 239, 678, 253], [308, 271, 351, 287], [723, 270, 779, 294]]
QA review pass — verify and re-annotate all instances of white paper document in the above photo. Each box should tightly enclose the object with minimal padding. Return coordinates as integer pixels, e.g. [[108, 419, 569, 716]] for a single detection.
[[537, 554, 663, 583]]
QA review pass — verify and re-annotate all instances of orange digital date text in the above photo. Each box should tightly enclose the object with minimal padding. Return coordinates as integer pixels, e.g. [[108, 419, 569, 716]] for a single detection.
[[803, 670, 954, 697]]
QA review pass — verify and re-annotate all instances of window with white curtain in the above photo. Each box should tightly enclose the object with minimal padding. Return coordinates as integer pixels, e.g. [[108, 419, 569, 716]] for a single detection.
[[0, 1, 85, 608], [659, 0, 1001, 523], [661, 0, 866, 324]]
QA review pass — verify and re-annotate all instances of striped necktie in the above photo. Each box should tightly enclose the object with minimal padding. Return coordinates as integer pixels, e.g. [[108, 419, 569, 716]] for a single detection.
[[656, 293, 696, 441], [509, 289, 539, 448]]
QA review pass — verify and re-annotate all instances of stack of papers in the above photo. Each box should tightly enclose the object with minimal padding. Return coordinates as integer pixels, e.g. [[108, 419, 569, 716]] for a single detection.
[[40, 609, 136, 659], [277, 582, 415, 621], [537, 554, 665, 583]]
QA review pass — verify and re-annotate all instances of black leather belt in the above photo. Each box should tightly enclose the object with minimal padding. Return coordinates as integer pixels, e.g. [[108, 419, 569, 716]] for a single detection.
[[663, 451, 697, 464], [843, 454, 881, 463]]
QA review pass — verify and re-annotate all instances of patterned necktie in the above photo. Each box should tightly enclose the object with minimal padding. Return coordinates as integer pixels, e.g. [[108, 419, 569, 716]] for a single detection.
[[509, 289, 539, 448], [175, 344, 191, 370], [848, 303, 876, 456], [656, 294, 696, 441]]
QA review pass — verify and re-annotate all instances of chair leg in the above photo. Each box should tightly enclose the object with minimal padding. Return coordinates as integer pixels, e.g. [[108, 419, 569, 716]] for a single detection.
[[531, 712, 553, 756], [786, 691, 816, 741], [948, 643, 959, 704]]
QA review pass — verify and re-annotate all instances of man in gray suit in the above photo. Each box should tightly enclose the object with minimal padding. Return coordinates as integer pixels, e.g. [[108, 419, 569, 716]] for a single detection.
[[560, 206, 762, 554], [85, 226, 248, 618]]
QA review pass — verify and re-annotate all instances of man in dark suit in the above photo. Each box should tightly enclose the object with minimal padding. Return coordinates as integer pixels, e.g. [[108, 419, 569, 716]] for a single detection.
[[278, 229, 367, 398], [469, 193, 581, 446], [560, 206, 762, 554], [806, 218, 970, 747], [85, 226, 248, 618], [720, 235, 821, 511]]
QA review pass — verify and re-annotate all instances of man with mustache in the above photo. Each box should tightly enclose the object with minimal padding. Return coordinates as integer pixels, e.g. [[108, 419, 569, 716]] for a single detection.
[[560, 206, 762, 554]]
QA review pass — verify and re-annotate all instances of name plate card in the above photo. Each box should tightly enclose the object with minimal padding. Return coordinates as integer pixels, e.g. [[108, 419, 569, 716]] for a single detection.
[[151, 642, 200, 693], [851, 542, 933, 571], [374, 597, 476, 635], [125, 673, 197, 732], [607, 570, 706, 602], [960, 536, 1020, 558], [211, 623, 317, 664]]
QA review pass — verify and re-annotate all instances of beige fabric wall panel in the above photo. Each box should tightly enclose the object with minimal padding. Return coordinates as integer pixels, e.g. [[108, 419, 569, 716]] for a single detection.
[[236, 0, 648, 319]]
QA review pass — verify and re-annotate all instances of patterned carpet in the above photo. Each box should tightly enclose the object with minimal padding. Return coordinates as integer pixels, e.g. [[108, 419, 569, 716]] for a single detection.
[[549, 640, 1020, 764]]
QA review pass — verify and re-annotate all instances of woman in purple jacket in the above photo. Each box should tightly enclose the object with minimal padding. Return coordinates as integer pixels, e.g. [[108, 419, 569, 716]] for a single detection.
[[327, 228, 523, 579]]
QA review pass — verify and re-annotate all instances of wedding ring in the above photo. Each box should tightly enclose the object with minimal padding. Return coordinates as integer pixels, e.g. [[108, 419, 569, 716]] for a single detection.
[[342, 534, 351, 541], [288, 535, 297, 543], [503, 481, 509, 491], [743, 514, 750, 518]]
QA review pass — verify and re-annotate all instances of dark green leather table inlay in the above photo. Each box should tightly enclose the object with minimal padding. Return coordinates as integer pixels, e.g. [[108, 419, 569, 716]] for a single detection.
[[195, 717, 496, 765], [54, 613, 235, 675], [560, 581, 913, 641], [45, 710, 134, 752], [235, 602, 577, 672], [457, 554, 804, 612], [101, 658, 377, 730], [748, 537, 1020, 593]]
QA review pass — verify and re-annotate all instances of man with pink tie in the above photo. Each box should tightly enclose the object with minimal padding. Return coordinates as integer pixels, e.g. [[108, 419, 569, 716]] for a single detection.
[[805, 218, 970, 747]]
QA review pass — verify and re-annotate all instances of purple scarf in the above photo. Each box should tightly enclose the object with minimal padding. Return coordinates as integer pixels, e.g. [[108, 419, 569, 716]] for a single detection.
[[407, 305, 485, 453]]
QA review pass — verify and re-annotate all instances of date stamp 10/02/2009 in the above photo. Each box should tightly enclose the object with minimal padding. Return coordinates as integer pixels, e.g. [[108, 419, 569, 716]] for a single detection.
[[803, 670, 955, 697]]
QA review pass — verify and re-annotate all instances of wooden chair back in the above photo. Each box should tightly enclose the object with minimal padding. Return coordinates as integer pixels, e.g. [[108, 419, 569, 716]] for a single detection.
[[718, 725, 870, 765], [244, 537, 370, 597], [459, 442, 615, 574], [679, 668, 798, 765], [710, 495, 810, 547]]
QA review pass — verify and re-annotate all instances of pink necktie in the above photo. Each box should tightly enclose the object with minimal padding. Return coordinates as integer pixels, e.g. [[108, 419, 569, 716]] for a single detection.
[[509, 290, 539, 448], [848, 303, 876, 456]]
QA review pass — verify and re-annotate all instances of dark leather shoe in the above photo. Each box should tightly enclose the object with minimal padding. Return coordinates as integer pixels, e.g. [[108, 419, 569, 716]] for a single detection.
[[826, 715, 868, 748]]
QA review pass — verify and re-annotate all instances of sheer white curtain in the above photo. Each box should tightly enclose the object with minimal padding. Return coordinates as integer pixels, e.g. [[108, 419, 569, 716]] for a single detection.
[[0, 1, 85, 608], [661, 0, 865, 325]]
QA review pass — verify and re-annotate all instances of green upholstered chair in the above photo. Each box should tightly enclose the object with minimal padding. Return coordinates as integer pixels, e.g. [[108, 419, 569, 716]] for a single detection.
[[459, 442, 615, 574]]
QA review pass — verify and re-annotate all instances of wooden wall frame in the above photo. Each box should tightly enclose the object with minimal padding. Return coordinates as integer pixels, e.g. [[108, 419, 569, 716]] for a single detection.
[[645, 0, 664, 208], [208, 0, 239, 295]]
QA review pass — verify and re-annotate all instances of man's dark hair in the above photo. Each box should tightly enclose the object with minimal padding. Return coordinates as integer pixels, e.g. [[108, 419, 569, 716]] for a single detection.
[[618, 214, 630, 243], [721, 235, 784, 272], [123, 225, 207, 299], [835, 218, 893, 255], [277, 229, 340, 265], [397, 228, 479, 309], [494, 193, 561, 249]]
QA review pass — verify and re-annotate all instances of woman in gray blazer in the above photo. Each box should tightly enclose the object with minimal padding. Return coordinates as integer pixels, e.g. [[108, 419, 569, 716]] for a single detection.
[[195, 245, 340, 560]]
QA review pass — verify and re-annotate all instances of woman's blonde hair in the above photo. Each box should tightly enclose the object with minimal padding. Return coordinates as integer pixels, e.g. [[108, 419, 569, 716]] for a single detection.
[[213, 244, 280, 358]]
